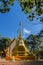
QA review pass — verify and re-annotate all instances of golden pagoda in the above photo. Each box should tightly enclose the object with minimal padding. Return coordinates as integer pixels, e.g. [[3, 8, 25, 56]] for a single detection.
[[12, 22, 35, 60], [12, 22, 29, 56], [5, 22, 35, 60]]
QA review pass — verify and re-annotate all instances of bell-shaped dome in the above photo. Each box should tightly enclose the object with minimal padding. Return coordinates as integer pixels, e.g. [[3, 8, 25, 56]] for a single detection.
[[12, 38, 29, 56]]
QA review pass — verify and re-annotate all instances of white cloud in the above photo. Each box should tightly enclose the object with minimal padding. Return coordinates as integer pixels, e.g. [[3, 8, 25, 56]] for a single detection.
[[24, 28, 31, 34], [23, 28, 31, 38]]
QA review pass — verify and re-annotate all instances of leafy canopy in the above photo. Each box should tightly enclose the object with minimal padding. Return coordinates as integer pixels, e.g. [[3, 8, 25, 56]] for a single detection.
[[0, 0, 15, 13], [19, 0, 43, 22], [0, 0, 43, 22]]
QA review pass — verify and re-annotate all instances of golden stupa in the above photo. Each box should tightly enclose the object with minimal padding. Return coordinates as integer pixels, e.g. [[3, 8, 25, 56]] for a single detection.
[[5, 22, 35, 60], [12, 22, 35, 60], [12, 22, 29, 60]]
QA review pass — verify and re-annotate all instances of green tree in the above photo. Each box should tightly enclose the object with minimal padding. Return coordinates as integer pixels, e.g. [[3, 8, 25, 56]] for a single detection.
[[1, 38, 11, 47], [25, 34, 42, 56], [38, 46, 43, 59], [37, 29, 43, 59], [0, 36, 11, 58], [19, 0, 43, 22], [0, 0, 15, 13], [38, 29, 43, 41]]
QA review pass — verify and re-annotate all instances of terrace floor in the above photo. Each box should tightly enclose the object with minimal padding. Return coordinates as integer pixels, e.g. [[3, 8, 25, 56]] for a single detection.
[[0, 58, 43, 65]]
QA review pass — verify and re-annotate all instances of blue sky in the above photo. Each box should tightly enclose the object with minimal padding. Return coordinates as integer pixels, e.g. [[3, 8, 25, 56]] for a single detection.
[[0, 1, 43, 39]]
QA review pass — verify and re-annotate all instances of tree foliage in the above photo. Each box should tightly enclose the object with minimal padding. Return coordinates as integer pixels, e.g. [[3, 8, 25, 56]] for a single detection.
[[25, 34, 42, 56], [38, 46, 43, 59], [0, 37, 11, 50], [0, 0, 43, 22], [25, 29, 43, 57], [19, 0, 43, 22], [38, 29, 43, 39], [0, 36, 11, 57], [0, 0, 15, 13], [26, 34, 41, 49]]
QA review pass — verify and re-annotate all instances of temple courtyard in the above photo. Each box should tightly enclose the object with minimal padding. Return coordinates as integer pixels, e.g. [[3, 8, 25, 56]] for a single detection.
[[0, 59, 43, 65], [0, 58, 43, 65]]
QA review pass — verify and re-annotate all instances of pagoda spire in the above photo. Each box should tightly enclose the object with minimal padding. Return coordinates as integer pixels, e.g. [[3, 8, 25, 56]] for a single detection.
[[18, 21, 22, 39]]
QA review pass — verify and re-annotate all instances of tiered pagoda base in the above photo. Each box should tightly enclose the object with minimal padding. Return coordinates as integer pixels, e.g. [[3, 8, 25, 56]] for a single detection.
[[14, 55, 35, 60]]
